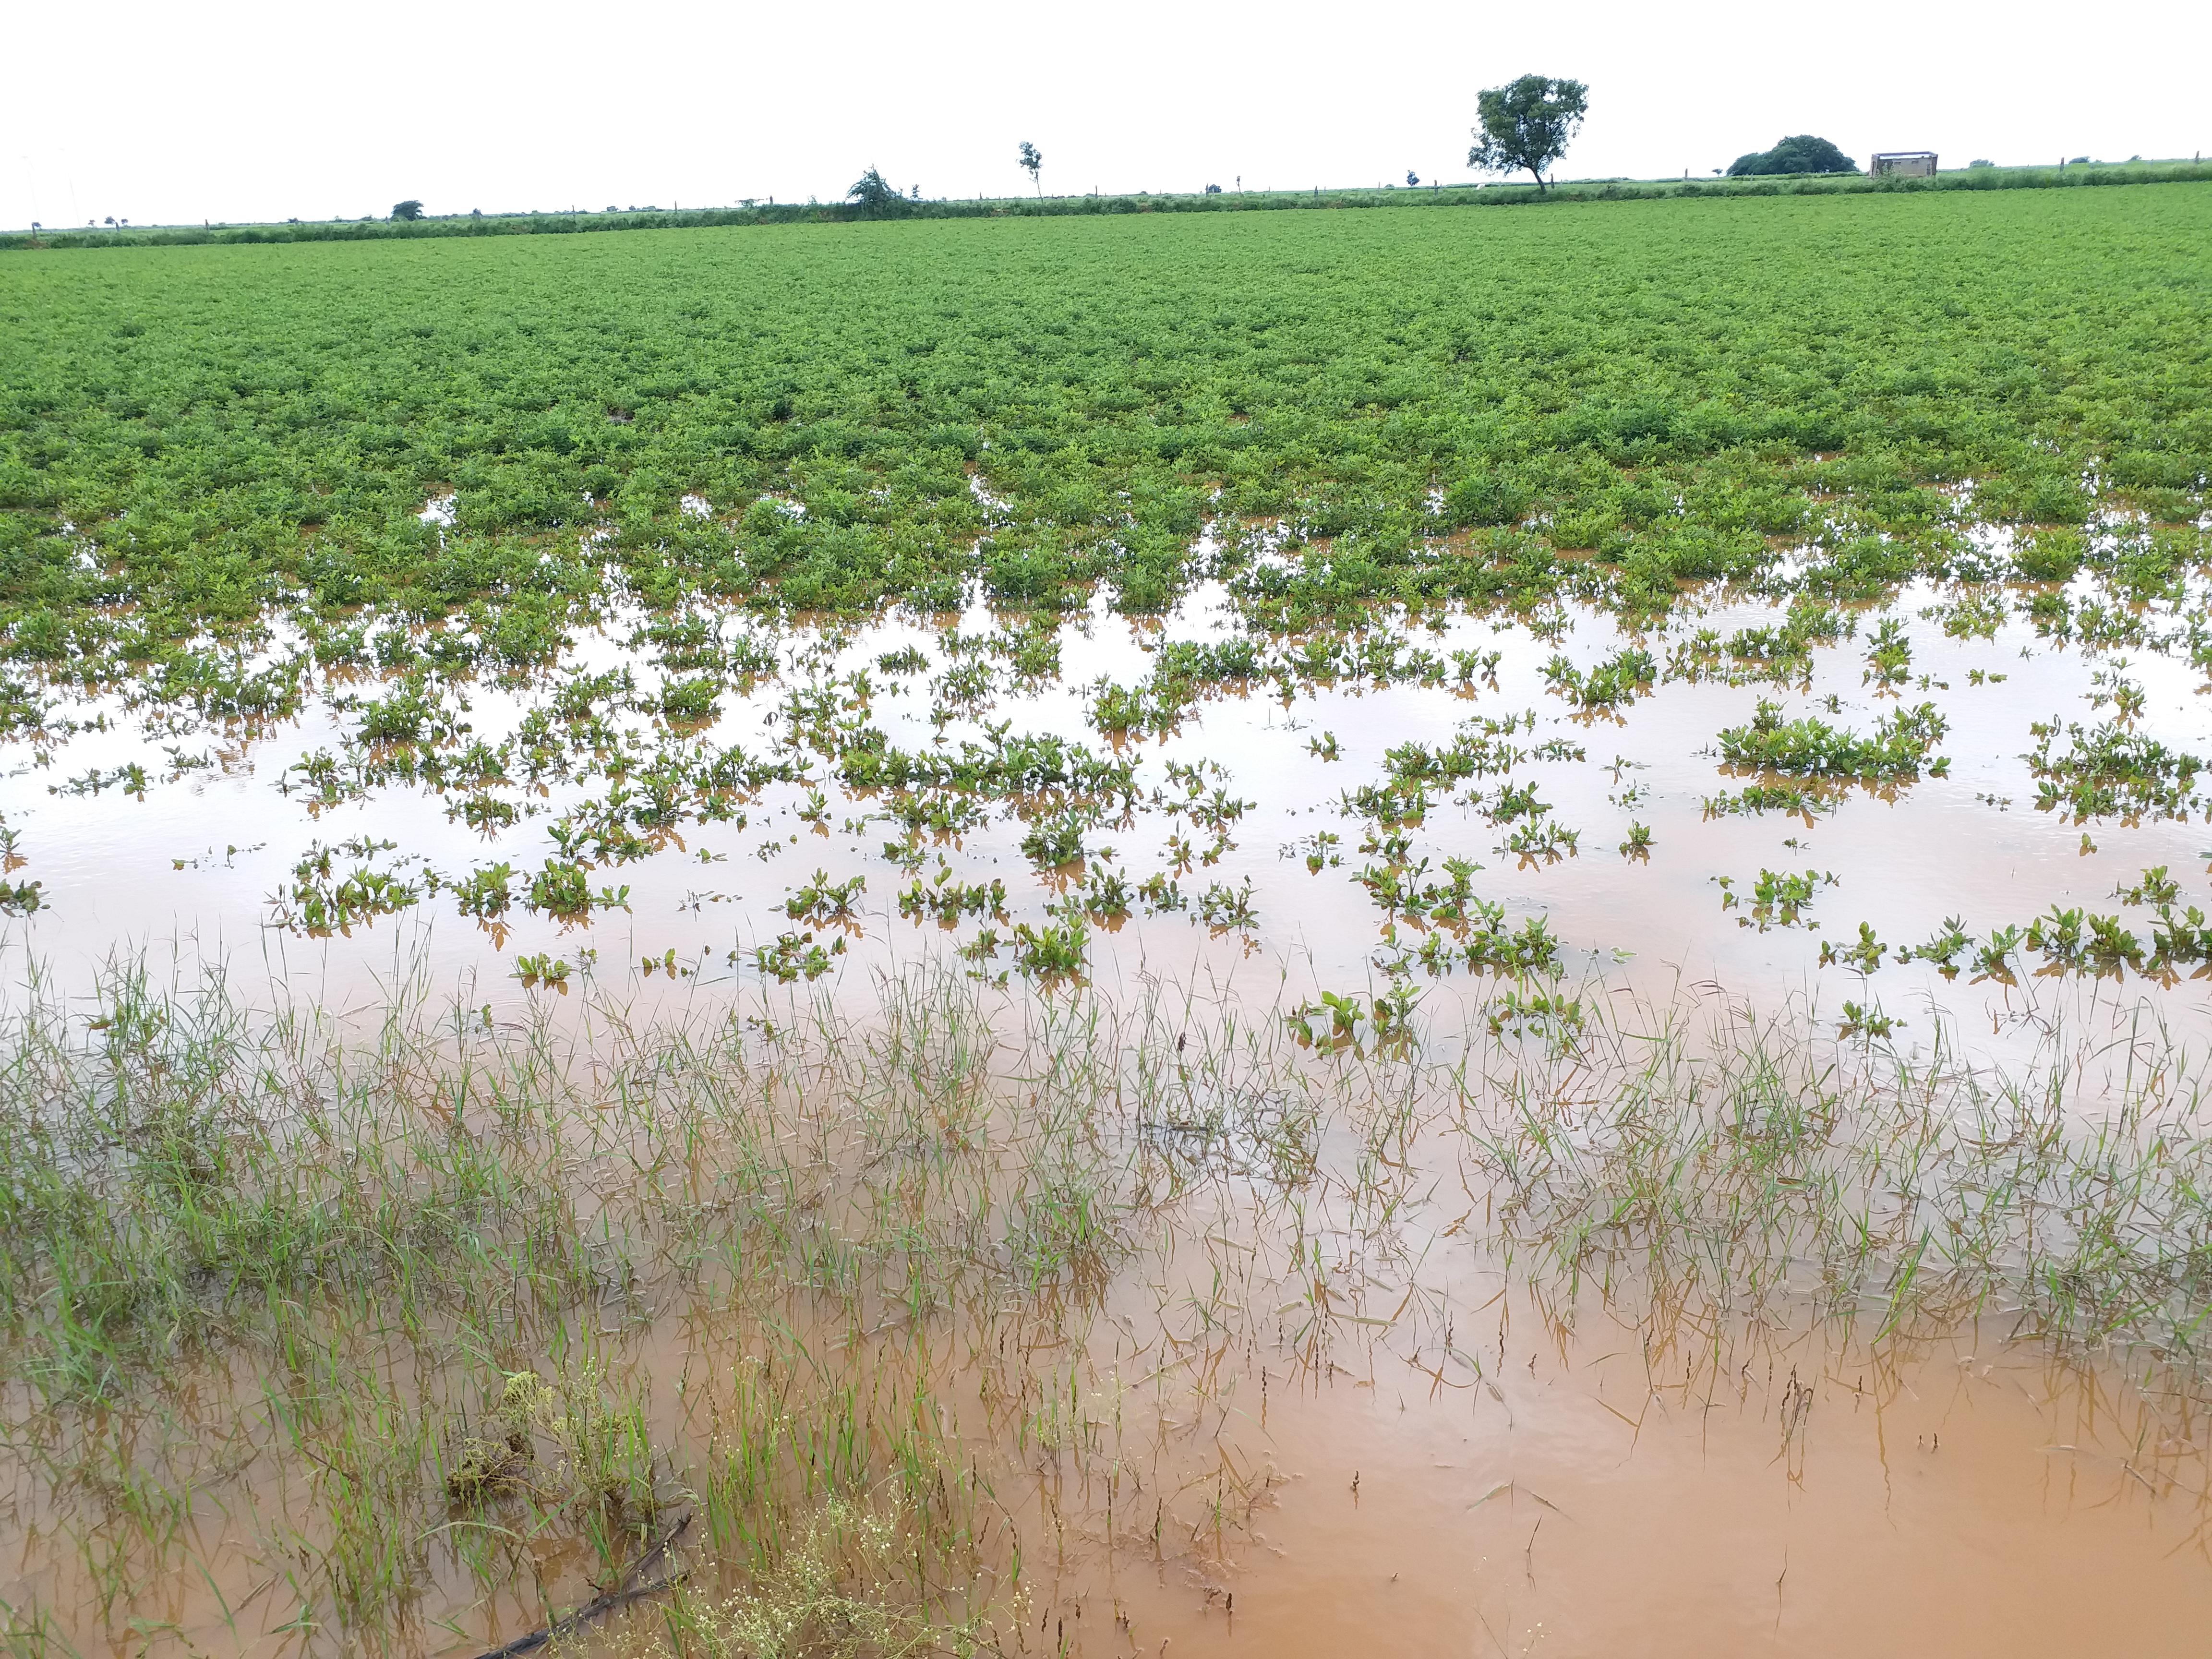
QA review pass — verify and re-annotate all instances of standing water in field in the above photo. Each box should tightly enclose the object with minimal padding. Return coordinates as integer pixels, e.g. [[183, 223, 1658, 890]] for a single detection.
[[2, 183, 2211, 1652], [4, 960, 2210, 1656]]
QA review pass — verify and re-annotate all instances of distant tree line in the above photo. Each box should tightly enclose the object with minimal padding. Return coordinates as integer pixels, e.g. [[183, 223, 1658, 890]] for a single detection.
[[13, 160, 2212, 254]]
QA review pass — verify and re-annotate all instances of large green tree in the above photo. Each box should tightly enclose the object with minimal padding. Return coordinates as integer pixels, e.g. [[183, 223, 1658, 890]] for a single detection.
[[390, 199, 424, 221], [1727, 135, 1859, 177], [844, 168, 912, 218], [1468, 75, 1589, 192]]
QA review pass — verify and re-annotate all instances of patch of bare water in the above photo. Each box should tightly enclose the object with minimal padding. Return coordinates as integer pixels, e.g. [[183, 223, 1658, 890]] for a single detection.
[[1077, 1309, 2212, 1658]]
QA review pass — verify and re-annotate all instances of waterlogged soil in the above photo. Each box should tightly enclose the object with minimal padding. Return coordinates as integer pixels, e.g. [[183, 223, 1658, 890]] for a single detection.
[[9, 566, 2212, 1067], [10, 553, 2212, 1650], [15, 1286, 2209, 1657]]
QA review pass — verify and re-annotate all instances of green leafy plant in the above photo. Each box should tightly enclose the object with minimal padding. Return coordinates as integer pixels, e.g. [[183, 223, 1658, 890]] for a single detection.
[[756, 929, 841, 981], [1010, 915, 1086, 977], [454, 863, 515, 918], [1719, 700, 1949, 779], [527, 859, 594, 916], [785, 868, 866, 921]]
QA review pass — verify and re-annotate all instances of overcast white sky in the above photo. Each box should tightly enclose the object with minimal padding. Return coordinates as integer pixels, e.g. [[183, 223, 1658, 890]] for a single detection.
[[5, 0, 2208, 229]]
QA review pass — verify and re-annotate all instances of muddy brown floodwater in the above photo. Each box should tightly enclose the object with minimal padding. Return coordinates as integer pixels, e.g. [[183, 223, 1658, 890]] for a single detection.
[[1085, 1320, 2212, 1657], [6, 559, 2212, 1655], [28, 1246, 2205, 1656]]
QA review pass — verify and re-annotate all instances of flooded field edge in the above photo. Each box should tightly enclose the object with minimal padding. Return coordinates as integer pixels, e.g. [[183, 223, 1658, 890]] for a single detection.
[[3, 947, 2210, 1655]]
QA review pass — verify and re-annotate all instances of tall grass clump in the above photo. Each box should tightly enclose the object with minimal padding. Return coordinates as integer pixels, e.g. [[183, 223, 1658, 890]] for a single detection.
[[1450, 989, 2212, 1366]]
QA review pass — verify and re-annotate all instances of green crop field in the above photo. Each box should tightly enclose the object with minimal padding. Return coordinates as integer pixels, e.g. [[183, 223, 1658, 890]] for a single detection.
[[3, 184, 2207, 674], [0, 181, 2209, 979]]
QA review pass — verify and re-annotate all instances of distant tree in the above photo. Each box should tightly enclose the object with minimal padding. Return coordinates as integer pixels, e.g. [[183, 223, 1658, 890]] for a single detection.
[[1018, 141, 1043, 197], [1203, 183, 1222, 194], [1969, 158, 1994, 169], [390, 199, 424, 221], [1727, 136, 1857, 177], [1468, 75, 1589, 191], [844, 168, 912, 218]]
